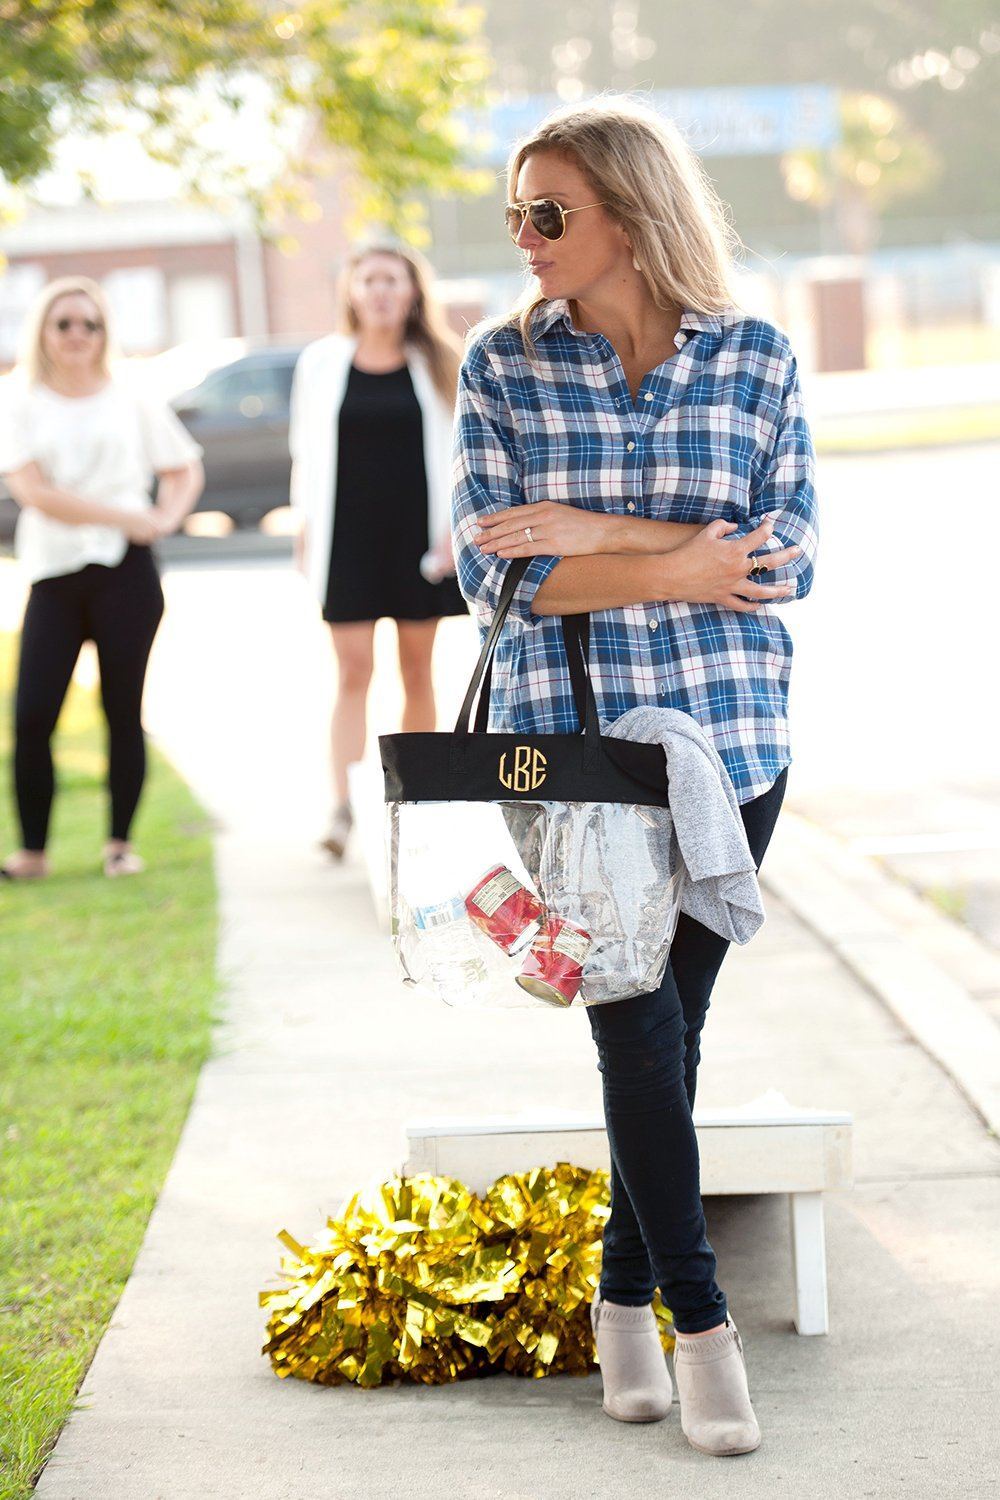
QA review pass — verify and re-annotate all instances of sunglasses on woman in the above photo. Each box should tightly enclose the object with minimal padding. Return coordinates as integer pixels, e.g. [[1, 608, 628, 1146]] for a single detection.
[[53, 317, 104, 335], [504, 198, 606, 242]]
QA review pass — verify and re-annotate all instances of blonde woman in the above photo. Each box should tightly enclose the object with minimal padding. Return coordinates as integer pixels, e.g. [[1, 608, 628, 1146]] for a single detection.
[[289, 242, 466, 859], [453, 99, 818, 1456], [0, 277, 204, 880]]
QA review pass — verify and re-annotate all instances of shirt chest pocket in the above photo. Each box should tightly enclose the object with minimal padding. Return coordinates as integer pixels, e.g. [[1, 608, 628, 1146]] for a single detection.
[[649, 404, 763, 525]]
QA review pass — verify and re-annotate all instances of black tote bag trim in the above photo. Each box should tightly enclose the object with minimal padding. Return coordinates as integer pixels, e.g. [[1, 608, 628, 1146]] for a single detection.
[[379, 558, 670, 808]]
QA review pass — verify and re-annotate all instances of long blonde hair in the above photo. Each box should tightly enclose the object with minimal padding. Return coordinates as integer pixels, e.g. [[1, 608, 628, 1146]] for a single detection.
[[19, 275, 114, 385], [335, 242, 462, 407], [498, 95, 742, 357]]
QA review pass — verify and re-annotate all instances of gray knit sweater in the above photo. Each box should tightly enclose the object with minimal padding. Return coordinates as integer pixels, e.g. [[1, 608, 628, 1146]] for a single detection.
[[606, 707, 767, 944]]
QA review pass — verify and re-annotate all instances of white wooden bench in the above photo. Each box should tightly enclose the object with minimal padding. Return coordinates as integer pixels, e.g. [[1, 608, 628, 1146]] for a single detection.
[[350, 766, 853, 1334], [404, 1091, 853, 1336]]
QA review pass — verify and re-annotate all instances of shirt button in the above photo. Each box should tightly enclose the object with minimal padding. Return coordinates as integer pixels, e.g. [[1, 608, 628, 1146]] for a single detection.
[[626, 502, 636, 513], [649, 619, 659, 631], [644, 392, 653, 401], [626, 441, 635, 452]]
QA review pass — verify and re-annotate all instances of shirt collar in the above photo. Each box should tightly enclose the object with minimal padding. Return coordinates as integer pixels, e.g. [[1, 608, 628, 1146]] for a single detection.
[[531, 297, 724, 341]]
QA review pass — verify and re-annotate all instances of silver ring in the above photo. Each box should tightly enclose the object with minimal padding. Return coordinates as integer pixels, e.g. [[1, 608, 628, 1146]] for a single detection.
[[524, 526, 533, 543]]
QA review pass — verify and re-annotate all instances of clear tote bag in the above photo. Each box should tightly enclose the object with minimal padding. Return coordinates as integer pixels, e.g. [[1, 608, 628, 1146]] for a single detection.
[[379, 559, 685, 1009]]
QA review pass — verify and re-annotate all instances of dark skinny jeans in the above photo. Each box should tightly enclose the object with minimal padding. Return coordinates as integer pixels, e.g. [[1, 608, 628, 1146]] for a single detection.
[[13, 544, 164, 851], [587, 768, 787, 1334]]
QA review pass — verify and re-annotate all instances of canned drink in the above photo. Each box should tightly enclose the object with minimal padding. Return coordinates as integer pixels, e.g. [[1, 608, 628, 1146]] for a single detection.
[[515, 917, 592, 1007], [464, 865, 543, 955]]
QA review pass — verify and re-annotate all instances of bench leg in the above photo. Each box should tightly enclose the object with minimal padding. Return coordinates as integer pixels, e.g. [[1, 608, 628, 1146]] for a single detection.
[[788, 1190, 829, 1335]]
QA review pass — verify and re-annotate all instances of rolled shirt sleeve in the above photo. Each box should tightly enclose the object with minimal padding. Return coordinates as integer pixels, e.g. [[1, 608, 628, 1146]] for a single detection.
[[451, 337, 562, 625], [732, 349, 818, 601], [137, 396, 203, 471]]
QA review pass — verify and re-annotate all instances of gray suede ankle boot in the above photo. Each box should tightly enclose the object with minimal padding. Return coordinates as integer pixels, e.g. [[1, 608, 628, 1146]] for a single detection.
[[672, 1316, 761, 1456], [590, 1290, 673, 1422]]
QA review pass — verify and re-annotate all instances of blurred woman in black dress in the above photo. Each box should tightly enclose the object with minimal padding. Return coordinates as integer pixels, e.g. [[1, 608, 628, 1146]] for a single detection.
[[289, 243, 467, 858]]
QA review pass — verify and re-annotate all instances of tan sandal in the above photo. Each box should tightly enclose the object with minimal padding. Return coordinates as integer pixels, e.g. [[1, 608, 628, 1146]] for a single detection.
[[103, 847, 146, 878], [319, 804, 353, 861], [1, 852, 50, 880]]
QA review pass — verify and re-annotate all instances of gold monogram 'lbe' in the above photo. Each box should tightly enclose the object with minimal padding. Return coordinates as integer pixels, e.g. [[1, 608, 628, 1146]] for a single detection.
[[498, 745, 548, 792], [380, 557, 673, 808]]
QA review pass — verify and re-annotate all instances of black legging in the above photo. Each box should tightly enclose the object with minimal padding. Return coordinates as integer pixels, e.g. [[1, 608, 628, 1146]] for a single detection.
[[13, 544, 164, 851], [587, 768, 787, 1333]]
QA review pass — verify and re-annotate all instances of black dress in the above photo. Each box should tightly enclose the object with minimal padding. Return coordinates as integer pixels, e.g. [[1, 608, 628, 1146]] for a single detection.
[[322, 362, 468, 624]]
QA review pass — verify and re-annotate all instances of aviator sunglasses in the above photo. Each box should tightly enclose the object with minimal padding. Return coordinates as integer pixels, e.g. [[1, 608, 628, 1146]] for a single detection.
[[504, 198, 606, 242], [52, 316, 104, 335]]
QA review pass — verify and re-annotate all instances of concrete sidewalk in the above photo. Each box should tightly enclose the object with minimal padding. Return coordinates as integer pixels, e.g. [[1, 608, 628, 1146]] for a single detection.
[[32, 567, 1000, 1499]]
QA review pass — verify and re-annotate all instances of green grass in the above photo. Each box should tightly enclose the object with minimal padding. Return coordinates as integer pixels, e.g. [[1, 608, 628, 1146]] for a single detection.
[[0, 634, 219, 1499]]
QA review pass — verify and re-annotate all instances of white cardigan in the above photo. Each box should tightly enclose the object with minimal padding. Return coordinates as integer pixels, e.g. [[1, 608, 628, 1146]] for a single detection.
[[288, 332, 456, 608]]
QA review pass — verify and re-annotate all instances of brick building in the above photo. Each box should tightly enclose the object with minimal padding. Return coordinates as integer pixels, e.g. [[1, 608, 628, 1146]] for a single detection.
[[0, 156, 485, 373]]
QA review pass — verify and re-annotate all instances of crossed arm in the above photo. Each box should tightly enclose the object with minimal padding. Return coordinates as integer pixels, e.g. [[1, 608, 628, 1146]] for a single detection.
[[4, 459, 204, 543], [452, 342, 817, 622], [474, 504, 799, 616]]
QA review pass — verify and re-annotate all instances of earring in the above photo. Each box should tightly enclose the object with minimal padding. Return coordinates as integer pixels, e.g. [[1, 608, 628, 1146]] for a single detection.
[[632, 256, 641, 270]]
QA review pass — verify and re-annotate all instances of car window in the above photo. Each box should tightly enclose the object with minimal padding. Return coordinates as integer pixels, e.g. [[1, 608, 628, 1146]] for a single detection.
[[195, 361, 292, 419], [271, 360, 296, 403]]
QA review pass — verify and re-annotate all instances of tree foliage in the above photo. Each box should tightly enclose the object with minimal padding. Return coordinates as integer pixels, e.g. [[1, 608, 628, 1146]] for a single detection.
[[0, 1, 493, 234], [781, 92, 941, 253], [484, 0, 1000, 246]]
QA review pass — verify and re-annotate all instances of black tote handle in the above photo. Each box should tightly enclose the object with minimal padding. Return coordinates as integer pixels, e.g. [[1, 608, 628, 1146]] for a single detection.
[[472, 586, 596, 737], [454, 556, 528, 735], [453, 557, 601, 762]]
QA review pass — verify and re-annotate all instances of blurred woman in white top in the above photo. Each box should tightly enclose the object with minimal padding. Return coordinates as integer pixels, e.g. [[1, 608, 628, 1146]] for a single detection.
[[0, 276, 204, 879]]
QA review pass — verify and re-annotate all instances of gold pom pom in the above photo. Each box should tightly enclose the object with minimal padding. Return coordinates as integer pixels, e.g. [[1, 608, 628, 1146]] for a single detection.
[[260, 1165, 674, 1388]]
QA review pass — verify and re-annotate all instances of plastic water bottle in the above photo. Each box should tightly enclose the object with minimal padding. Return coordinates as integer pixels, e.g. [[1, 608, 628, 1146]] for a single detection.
[[412, 894, 489, 1005]]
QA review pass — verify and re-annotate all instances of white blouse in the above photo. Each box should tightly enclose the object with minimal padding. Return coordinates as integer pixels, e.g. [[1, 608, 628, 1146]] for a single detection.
[[0, 374, 203, 584]]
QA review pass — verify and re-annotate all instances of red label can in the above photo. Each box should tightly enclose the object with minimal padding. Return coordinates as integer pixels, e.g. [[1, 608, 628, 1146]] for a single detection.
[[515, 917, 592, 1007], [465, 865, 543, 955]]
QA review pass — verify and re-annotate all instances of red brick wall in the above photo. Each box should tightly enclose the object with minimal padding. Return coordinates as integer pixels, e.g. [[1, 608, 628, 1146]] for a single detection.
[[4, 241, 242, 347], [263, 157, 354, 342]]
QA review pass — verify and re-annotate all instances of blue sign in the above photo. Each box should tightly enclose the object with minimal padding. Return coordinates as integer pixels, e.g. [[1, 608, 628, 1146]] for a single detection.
[[465, 85, 839, 164]]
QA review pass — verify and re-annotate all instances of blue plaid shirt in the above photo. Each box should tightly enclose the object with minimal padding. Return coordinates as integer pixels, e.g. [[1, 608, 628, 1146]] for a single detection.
[[452, 298, 818, 803]]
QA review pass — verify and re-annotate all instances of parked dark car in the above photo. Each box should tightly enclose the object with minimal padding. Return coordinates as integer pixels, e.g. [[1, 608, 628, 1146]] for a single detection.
[[170, 344, 304, 529], [0, 343, 307, 542]]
